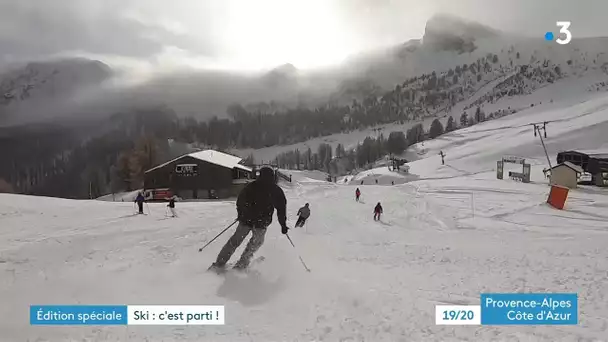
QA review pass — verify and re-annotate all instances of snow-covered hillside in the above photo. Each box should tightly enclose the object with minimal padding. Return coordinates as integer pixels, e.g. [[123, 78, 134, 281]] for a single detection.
[[339, 14, 608, 94], [404, 89, 608, 180], [2, 91, 608, 341], [232, 71, 608, 166], [0, 59, 111, 105], [0, 58, 112, 124], [338, 93, 608, 192]]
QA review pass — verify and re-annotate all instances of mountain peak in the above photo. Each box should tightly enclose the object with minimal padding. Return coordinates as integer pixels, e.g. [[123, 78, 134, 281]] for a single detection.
[[425, 14, 499, 37], [423, 14, 499, 53], [271, 63, 298, 76], [1, 58, 113, 125], [262, 63, 300, 90]]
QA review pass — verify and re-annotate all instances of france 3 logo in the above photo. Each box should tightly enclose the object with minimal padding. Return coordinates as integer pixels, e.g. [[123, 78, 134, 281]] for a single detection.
[[545, 22, 572, 45]]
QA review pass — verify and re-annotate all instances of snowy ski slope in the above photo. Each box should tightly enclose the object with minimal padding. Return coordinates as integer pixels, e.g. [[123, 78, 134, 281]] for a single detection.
[[2, 93, 608, 341]]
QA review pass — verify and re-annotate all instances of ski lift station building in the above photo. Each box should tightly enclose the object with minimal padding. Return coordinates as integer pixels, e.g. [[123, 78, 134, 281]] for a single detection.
[[143, 150, 254, 200], [557, 150, 608, 187]]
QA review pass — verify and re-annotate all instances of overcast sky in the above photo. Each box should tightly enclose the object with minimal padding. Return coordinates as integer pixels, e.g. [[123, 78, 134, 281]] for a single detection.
[[1, 0, 607, 72]]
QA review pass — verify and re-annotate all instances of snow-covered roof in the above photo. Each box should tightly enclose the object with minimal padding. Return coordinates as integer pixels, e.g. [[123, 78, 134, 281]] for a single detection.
[[145, 150, 252, 173], [551, 161, 584, 174]]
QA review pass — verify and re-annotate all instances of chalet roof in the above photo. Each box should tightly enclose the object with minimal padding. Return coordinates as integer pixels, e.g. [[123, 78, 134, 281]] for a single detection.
[[550, 161, 584, 174], [145, 150, 252, 173]]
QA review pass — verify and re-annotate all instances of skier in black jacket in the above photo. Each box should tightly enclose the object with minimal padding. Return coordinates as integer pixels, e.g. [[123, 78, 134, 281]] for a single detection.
[[374, 202, 383, 221], [210, 166, 289, 270], [295, 203, 310, 227], [167, 195, 177, 217]]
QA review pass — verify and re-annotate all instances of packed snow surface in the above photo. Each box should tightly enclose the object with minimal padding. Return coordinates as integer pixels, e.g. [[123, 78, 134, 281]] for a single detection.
[[2, 94, 608, 341]]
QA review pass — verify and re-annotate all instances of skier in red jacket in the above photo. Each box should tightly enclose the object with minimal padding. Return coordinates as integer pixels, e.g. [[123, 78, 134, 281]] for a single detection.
[[355, 188, 361, 202]]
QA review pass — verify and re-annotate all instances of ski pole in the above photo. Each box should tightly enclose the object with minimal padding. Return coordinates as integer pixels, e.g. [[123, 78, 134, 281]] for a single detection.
[[198, 219, 238, 252], [285, 233, 311, 272]]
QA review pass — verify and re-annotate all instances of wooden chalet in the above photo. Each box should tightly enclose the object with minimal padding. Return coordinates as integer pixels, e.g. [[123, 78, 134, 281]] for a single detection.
[[144, 150, 254, 200]]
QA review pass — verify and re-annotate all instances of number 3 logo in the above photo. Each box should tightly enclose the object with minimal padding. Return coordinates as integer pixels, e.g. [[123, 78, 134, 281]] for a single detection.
[[556, 21, 572, 45]]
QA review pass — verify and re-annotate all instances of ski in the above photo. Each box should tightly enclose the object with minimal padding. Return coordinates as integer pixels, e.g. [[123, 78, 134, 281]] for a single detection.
[[207, 256, 265, 275]]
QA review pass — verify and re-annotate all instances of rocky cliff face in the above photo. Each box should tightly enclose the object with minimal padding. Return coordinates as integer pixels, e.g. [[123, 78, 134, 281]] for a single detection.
[[422, 14, 500, 53]]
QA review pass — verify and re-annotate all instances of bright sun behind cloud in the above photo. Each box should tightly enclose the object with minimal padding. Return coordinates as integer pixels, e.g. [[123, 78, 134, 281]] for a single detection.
[[217, 0, 356, 70]]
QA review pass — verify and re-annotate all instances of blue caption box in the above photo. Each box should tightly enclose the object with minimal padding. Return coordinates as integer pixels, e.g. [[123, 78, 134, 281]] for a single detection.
[[481, 293, 577, 325], [30, 305, 128, 325]]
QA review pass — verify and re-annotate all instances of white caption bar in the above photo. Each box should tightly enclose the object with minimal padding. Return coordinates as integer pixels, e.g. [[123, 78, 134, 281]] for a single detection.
[[128, 305, 225, 325], [435, 305, 481, 325]]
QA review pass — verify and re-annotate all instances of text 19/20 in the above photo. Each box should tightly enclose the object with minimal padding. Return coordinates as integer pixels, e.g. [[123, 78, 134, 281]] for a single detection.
[[442, 310, 474, 321], [435, 305, 481, 325]]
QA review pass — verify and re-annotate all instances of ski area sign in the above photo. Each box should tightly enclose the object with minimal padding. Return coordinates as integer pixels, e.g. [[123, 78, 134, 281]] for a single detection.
[[502, 156, 526, 165], [175, 164, 198, 176], [497, 156, 531, 183]]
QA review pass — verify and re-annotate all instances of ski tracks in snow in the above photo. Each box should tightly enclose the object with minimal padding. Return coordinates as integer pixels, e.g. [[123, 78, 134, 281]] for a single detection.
[[2, 179, 608, 341]]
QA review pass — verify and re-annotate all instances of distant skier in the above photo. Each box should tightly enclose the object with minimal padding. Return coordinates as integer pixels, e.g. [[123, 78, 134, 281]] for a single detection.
[[295, 203, 310, 228], [167, 195, 177, 217], [210, 166, 288, 271], [373, 202, 383, 221], [135, 192, 145, 214], [355, 188, 361, 202]]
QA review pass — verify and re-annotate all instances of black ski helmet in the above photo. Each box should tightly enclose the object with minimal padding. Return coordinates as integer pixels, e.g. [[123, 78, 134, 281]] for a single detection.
[[258, 166, 275, 183]]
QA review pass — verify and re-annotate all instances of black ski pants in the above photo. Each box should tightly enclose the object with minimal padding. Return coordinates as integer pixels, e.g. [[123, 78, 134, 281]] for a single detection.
[[295, 216, 307, 227], [215, 222, 267, 267]]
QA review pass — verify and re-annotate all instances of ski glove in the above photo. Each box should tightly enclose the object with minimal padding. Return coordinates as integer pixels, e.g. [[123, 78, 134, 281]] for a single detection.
[[281, 225, 289, 234]]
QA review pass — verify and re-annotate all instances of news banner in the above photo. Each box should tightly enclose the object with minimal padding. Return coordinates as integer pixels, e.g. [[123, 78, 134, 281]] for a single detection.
[[29, 293, 576, 326], [435, 293, 577, 325]]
